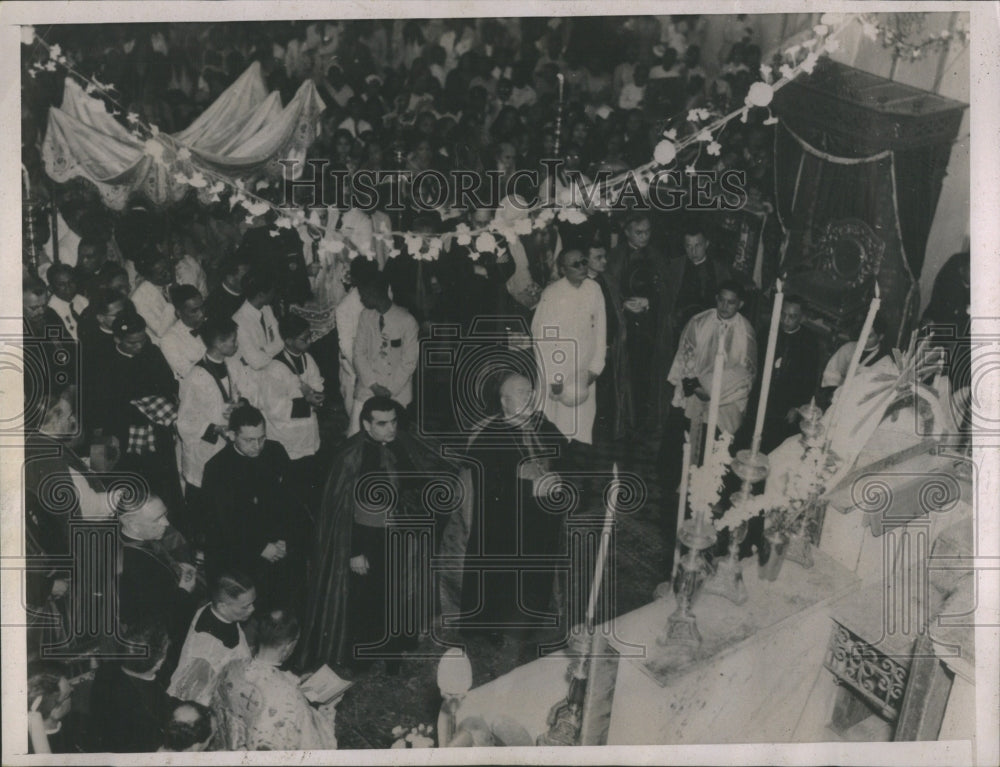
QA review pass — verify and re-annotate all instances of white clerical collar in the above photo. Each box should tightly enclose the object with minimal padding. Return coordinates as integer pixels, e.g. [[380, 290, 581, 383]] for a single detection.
[[689, 256, 707, 267], [223, 282, 241, 297], [116, 347, 135, 359], [100, 326, 114, 335]]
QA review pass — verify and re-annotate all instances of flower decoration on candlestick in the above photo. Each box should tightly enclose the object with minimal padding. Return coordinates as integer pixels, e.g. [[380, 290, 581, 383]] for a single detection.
[[686, 431, 734, 522]]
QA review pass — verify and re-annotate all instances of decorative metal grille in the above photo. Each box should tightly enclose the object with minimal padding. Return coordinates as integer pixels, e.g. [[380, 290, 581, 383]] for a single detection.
[[823, 620, 910, 721]]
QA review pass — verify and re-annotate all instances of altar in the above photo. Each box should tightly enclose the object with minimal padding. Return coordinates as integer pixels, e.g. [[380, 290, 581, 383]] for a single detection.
[[450, 432, 975, 747]]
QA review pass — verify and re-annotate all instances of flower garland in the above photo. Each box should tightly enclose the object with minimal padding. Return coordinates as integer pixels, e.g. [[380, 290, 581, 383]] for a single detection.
[[853, 11, 970, 63], [22, 14, 865, 260]]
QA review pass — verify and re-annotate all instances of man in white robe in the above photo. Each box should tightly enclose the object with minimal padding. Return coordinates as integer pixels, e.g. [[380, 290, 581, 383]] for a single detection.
[[667, 280, 758, 439], [659, 279, 757, 576], [531, 248, 607, 446]]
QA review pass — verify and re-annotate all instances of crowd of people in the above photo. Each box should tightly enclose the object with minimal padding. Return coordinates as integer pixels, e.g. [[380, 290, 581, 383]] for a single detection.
[[20, 16, 972, 754]]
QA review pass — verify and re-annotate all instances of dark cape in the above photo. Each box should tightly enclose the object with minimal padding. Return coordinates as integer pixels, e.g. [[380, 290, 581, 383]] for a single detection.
[[451, 411, 570, 632], [297, 429, 466, 670]]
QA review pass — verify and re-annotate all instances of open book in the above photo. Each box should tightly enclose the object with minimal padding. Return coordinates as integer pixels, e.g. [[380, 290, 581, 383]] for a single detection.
[[299, 664, 353, 704]]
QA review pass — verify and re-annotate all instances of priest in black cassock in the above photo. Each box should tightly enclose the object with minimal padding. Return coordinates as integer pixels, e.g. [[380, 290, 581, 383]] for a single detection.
[[736, 294, 821, 454], [454, 372, 569, 639], [200, 404, 307, 613], [97, 312, 181, 509], [297, 396, 463, 674]]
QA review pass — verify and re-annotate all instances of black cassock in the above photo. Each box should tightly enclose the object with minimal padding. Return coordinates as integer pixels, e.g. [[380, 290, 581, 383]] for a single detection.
[[200, 440, 308, 611], [457, 412, 569, 633]]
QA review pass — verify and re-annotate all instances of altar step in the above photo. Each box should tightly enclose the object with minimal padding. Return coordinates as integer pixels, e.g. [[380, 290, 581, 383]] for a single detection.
[[826, 714, 893, 742]]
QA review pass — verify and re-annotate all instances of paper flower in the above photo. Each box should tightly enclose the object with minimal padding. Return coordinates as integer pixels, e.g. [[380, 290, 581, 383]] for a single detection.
[[255, 179, 271, 191], [685, 164, 697, 176], [402, 234, 421, 255], [824, 38, 842, 54], [244, 199, 271, 217], [21, 26, 36, 46], [778, 64, 795, 80], [475, 232, 497, 253], [739, 107, 749, 124], [784, 44, 802, 60], [186, 171, 207, 188], [143, 139, 165, 162], [274, 216, 294, 229], [707, 141, 722, 157], [800, 52, 820, 74], [820, 12, 846, 26], [759, 64, 773, 83], [746, 81, 774, 108], [813, 24, 829, 37], [662, 128, 678, 140], [861, 19, 879, 41], [176, 146, 191, 162], [512, 217, 533, 236], [535, 208, 555, 225], [763, 114, 779, 126], [557, 208, 588, 225], [653, 139, 677, 165], [49, 44, 62, 60], [127, 111, 140, 125]]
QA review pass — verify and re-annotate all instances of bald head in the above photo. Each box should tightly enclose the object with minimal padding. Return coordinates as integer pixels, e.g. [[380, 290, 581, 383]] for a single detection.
[[499, 373, 535, 422]]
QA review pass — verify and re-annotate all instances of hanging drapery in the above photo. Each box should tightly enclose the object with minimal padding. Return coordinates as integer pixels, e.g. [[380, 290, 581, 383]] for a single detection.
[[770, 60, 966, 347], [42, 62, 326, 210], [773, 121, 915, 347]]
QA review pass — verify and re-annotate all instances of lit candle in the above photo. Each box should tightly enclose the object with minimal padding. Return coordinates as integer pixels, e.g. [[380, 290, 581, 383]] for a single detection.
[[751, 279, 784, 455]]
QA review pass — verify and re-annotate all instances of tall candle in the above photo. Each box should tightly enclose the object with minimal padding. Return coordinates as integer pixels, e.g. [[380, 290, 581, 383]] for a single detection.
[[672, 438, 691, 581], [841, 281, 881, 393], [825, 282, 881, 447], [703, 345, 727, 468], [585, 462, 618, 629], [751, 279, 784, 455]]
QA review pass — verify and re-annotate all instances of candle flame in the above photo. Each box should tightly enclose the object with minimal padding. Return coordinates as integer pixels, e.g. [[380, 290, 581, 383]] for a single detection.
[[874, 281, 881, 299], [775, 277, 783, 293]]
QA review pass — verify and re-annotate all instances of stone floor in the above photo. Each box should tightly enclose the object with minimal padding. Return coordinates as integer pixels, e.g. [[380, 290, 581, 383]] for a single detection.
[[317, 398, 670, 749]]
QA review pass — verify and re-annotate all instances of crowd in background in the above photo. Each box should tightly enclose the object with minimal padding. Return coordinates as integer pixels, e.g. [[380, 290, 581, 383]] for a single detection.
[[19, 16, 971, 755]]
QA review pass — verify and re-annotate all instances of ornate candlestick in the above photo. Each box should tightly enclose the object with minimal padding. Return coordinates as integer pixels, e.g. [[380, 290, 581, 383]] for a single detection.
[[436, 648, 472, 747], [703, 449, 769, 604], [655, 511, 716, 663]]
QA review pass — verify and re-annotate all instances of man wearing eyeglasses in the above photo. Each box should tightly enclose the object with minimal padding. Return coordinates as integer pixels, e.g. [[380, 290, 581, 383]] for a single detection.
[[531, 248, 607, 449]]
